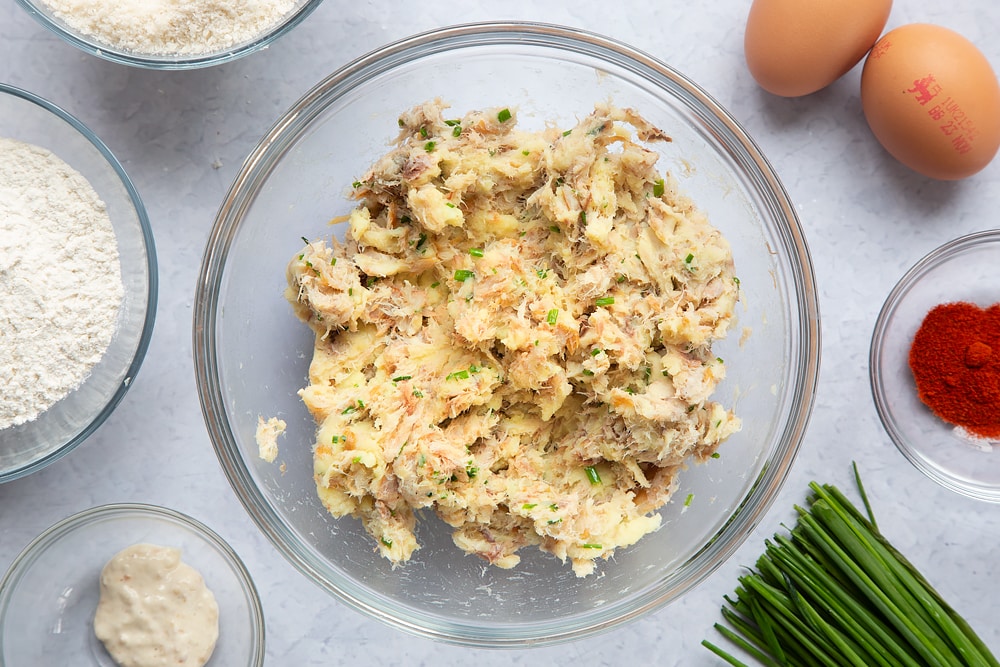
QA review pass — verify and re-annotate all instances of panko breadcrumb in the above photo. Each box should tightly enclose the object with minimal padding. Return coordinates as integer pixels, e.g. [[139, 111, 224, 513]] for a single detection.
[[286, 100, 741, 576]]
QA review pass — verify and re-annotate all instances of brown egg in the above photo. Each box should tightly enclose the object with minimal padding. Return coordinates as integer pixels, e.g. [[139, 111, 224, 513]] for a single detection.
[[744, 0, 892, 97], [861, 24, 1000, 180]]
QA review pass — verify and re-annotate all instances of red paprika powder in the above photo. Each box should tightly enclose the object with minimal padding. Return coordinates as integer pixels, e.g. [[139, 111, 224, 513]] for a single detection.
[[908, 301, 1000, 440]]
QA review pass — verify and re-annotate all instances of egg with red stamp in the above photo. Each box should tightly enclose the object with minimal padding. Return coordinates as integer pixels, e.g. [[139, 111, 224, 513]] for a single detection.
[[861, 23, 1000, 180]]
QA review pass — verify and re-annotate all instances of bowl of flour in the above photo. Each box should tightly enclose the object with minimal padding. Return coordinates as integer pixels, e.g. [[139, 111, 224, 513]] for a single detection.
[[14, 0, 324, 68], [0, 84, 157, 483]]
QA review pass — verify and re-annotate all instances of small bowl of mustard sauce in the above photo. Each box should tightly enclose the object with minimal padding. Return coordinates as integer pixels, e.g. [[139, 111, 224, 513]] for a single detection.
[[0, 503, 264, 666]]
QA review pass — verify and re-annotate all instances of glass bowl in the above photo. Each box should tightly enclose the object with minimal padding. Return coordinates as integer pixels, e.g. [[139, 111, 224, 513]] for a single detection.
[[0, 84, 156, 484], [871, 229, 1000, 502], [0, 503, 265, 666], [13, 0, 323, 69], [194, 22, 821, 646]]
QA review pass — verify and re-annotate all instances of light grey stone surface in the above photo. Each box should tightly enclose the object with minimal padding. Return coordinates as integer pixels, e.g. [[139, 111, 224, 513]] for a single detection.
[[2, 1, 999, 664]]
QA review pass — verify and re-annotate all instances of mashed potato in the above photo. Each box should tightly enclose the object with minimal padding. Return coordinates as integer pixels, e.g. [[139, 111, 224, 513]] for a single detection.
[[286, 100, 740, 576]]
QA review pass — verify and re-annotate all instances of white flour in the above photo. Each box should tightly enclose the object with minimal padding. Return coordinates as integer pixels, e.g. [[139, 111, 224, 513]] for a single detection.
[[0, 138, 124, 430], [39, 0, 298, 56]]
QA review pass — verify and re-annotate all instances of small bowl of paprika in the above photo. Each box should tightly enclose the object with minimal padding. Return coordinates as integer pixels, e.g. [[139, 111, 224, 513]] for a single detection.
[[870, 229, 1000, 502]]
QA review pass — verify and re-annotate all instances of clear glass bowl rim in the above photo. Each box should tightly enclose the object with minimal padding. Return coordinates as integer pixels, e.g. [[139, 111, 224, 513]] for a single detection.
[[12, 0, 325, 69], [869, 228, 1000, 502], [194, 21, 821, 646], [0, 502, 266, 665], [0, 82, 158, 484]]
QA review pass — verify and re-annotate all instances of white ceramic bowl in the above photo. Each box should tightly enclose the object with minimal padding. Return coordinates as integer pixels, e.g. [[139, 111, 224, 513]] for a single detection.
[[0, 503, 265, 666], [871, 229, 1000, 502], [0, 84, 156, 483], [194, 22, 821, 646]]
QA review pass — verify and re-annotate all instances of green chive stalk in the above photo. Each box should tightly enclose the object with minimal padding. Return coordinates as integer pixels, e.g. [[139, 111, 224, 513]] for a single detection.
[[703, 465, 997, 666]]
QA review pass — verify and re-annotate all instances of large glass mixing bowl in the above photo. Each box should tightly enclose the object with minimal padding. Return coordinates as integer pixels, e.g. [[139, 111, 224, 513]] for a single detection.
[[194, 22, 820, 646]]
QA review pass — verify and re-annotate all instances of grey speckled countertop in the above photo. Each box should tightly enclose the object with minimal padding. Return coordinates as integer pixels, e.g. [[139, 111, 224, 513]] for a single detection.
[[2, 1, 999, 664]]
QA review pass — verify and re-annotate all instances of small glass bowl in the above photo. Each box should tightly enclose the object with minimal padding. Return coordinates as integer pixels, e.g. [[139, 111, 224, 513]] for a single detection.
[[870, 229, 1000, 502], [0, 84, 156, 484], [0, 503, 265, 666], [13, 0, 324, 69]]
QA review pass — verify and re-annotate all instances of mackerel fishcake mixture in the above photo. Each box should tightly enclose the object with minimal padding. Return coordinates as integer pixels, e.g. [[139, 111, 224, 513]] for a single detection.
[[286, 100, 741, 576]]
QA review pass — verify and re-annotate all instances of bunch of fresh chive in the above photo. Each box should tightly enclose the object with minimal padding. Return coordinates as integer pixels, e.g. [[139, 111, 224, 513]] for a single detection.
[[704, 466, 997, 667]]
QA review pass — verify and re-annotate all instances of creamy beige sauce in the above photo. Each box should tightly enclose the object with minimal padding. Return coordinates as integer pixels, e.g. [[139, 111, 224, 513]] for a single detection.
[[94, 544, 220, 667]]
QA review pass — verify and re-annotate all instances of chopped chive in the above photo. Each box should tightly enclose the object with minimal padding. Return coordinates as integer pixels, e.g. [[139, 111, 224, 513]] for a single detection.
[[591, 348, 602, 356], [685, 253, 694, 264], [397, 118, 405, 127], [522, 149, 530, 156], [497, 108, 512, 122], [424, 141, 436, 152], [430, 281, 440, 288], [444, 119, 460, 126], [453, 269, 474, 282], [711, 452, 721, 459], [341, 406, 356, 415], [522, 503, 537, 510], [452, 125, 462, 137], [616, 274, 627, 283], [547, 308, 559, 325], [595, 296, 615, 307], [684, 493, 694, 507], [300, 236, 310, 244], [392, 375, 412, 382], [653, 178, 665, 197], [584, 465, 602, 485], [582, 369, 595, 376], [419, 126, 428, 138], [330, 257, 337, 266], [445, 202, 456, 208], [381, 537, 393, 548], [415, 233, 427, 250], [469, 248, 484, 257], [733, 276, 741, 286], [582, 543, 603, 549], [562, 129, 572, 137], [549, 503, 558, 511], [579, 211, 587, 224], [412, 389, 424, 398], [549, 224, 560, 233]]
